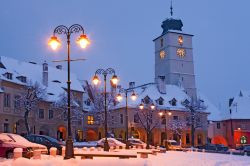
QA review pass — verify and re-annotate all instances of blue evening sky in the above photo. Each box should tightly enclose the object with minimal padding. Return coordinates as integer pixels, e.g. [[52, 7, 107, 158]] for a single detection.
[[0, 0, 249, 110]]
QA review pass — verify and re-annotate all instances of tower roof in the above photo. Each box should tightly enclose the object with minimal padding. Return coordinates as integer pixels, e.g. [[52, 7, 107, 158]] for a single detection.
[[161, 18, 183, 35], [161, 1, 183, 35]]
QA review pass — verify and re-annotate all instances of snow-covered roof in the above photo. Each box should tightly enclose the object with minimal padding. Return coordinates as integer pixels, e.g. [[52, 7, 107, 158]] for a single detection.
[[115, 83, 190, 111], [222, 90, 250, 120], [0, 56, 84, 102], [197, 92, 221, 121]]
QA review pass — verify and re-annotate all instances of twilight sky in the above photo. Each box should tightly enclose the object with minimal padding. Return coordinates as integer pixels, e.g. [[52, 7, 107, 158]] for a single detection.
[[0, 0, 249, 110]]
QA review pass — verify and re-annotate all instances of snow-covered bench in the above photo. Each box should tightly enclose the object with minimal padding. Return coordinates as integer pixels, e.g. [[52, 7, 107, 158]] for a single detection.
[[74, 151, 137, 159]]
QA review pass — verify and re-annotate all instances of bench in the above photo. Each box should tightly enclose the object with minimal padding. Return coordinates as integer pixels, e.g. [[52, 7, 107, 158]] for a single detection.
[[137, 150, 153, 158], [74, 152, 137, 159]]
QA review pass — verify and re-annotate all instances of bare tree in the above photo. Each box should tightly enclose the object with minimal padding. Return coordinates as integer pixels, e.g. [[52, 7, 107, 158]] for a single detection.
[[84, 81, 116, 128], [53, 92, 83, 120], [136, 97, 160, 149], [18, 82, 46, 134], [182, 98, 207, 147], [167, 119, 187, 138]]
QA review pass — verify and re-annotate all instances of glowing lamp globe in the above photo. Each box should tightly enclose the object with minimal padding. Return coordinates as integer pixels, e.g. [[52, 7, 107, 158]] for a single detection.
[[150, 103, 155, 110], [92, 75, 100, 85], [48, 36, 60, 50], [131, 92, 137, 101], [77, 34, 90, 48], [116, 93, 123, 101], [139, 103, 144, 110], [111, 75, 119, 85]]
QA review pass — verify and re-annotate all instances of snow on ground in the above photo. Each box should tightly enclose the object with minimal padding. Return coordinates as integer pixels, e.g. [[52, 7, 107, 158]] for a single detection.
[[1, 151, 250, 166]]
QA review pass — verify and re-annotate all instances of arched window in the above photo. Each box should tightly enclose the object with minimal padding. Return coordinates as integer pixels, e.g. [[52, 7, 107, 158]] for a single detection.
[[241, 136, 247, 144]]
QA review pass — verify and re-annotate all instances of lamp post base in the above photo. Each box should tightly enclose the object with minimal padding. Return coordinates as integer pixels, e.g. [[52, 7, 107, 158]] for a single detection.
[[64, 136, 74, 159], [104, 139, 110, 151], [125, 141, 130, 149]]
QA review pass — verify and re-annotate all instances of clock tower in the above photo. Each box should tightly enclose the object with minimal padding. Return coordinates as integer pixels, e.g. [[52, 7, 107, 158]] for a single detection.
[[154, 8, 197, 100]]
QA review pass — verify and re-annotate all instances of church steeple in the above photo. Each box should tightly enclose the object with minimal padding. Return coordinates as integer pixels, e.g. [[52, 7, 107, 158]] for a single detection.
[[161, 1, 183, 35], [170, 0, 173, 17]]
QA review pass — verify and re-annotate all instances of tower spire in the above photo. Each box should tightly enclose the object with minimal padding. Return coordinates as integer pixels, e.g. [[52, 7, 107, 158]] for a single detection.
[[170, 0, 173, 16]]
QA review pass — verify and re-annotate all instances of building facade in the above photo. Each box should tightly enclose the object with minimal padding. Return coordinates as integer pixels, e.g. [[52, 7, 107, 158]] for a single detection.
[[0, 56, 84, 141], [208, 91, 250, 148]]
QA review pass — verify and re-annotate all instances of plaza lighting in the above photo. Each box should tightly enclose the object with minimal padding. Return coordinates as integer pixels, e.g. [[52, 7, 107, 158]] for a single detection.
[[49, 24, 89, 159], [92, 68, 118, 151]]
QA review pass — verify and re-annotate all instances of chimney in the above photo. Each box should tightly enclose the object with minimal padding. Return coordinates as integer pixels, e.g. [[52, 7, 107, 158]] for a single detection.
[[42, 61, 48, 87], [157, 76, 166, 94], [129, 82, 135, 89], [56, 65, 62, 70]]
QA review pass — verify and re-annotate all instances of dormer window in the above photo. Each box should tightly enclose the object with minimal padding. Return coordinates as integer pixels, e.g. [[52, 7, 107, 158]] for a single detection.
[[17, 76, 26, 83], [143, 96, 151, 104], [169, 98, 177, 106], [84, 98, 91, 106], [4, 72, 12, 80], [156, 97, 164, 105]]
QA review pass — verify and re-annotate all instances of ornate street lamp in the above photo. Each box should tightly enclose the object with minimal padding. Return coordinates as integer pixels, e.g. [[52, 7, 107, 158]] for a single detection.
[[92, 68, 118, 151], [48, 24, 90, 159], [159, 110, 172, 147], [116, 87, 137, 149], [138, 102, 155, 149]]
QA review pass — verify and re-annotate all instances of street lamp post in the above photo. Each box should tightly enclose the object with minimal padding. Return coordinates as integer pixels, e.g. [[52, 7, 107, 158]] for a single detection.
[[116, 88, 137, 149], [138, 102, 155, 149], [159, 110, 172, 147], [48, 24, 90, 159], [92, 68, 118, 151]]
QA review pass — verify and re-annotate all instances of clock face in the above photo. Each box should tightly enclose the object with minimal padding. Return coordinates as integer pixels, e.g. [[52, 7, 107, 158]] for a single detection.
[[159, 50, 166, 59], [176, 48, 185, 58]]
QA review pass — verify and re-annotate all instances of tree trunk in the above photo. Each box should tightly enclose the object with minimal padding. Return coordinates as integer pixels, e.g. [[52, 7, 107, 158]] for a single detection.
[[24, 110, 31, 135], [191, 124, 195, 147], [146, 131, 150, 149]]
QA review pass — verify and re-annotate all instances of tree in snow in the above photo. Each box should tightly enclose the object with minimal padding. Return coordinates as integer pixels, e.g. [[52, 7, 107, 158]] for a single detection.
[[182, 98, 207, 147], [18, 82, 46, 134], [167, 119, 187, 139], [136, 96, 160, 149], [83, 81, 116, 130]]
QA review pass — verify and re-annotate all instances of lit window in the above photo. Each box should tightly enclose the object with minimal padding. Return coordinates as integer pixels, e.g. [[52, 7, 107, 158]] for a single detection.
[[178, 36, 183, 45], [87, 116, 94, 125], [241, 136, 247, 144]]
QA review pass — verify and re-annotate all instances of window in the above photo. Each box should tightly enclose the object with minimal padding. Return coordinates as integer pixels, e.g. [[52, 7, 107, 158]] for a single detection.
[[4, 123, 9, 133], [14, 95, 21, 109], [134, 113, 140, 123], [241, 136, 247, 144], [39, 109, 44, 119], [5, 73, 12, 80], [169, 98, 177, 106], [157, 97, 164, 105], [186, 133, 190, 144], [216, 122, 221, 129], [197, 134, 202, 144], [160, 38, 164, 47], [87, 116, 94, 125], [17, 76, 27, 83], [120, 114, 123, 124], [173, 116, 178, 120], [4, 93, 10, 107], [49, 110, 53, 119]]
